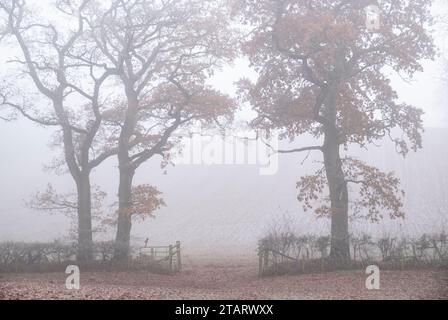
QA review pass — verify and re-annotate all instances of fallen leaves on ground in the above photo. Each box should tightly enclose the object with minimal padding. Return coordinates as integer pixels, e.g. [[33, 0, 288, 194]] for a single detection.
[[1, 263, 447, 300]]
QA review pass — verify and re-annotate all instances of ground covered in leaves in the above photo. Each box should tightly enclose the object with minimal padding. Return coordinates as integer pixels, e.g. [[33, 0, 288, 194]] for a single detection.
[[1, 259, 447, 300]]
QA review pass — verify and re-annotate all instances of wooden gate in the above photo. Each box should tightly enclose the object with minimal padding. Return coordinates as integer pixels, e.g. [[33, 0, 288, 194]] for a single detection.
[[258, 244, 300, 277], [138, 241, 181, 274]]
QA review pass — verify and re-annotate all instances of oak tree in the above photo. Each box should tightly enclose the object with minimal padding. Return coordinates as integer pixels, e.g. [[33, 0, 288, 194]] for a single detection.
[[236, 0, 435, 263], [85, 0, 236, 259], [0, 0, 119, 262]]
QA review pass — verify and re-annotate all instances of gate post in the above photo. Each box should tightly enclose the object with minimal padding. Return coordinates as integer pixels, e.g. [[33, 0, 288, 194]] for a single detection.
[[169, 245, 173, 273], [176, 241, 181, 272], [258, 244, 267, 277]]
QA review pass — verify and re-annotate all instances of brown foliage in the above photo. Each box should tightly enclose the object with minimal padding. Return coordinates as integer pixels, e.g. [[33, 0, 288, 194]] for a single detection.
[[119, 184, 166, 221], [297, 158, 405, 222], [235, 0, 435, 223]]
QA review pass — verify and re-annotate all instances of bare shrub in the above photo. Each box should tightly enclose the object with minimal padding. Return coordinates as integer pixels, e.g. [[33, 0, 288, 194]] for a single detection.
[[259, 229, 448, 276]]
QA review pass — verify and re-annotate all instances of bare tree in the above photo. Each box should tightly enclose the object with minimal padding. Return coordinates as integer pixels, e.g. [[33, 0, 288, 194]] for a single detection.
[[27, 184, 108, 241], [0, 0, 119, 262]]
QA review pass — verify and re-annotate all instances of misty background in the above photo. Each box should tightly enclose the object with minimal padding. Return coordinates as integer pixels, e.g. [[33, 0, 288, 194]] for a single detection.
[[0, 2, 447, 258]]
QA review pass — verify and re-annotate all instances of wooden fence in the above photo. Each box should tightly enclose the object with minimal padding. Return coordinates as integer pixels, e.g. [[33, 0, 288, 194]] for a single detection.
[[138, 241, 181, 274], [258, 244, 301, 277], [258, 235, 448, 276]]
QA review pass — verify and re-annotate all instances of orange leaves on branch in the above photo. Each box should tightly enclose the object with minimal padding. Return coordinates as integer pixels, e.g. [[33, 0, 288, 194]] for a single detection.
[[237, 0, 434, 225], [343, 158, 405, 222], [297, 167, 327, 216], [147, 82, 236, 126], [296, 158, 405, 222], [236, 0, 434, 150], [120, 185, 166, 221]]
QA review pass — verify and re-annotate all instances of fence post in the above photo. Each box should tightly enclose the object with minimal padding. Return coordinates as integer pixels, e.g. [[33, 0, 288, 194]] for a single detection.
[[263, 248, 269, 275], [264, 250, 269, 267], [169, 245, 173, 273], [176, 241, 181, 272], [258, 247, 263, 277]]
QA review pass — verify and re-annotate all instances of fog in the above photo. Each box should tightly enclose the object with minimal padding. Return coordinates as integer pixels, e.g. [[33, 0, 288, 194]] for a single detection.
[[1, 65, 447, 257], [0, 0, 447, 258]]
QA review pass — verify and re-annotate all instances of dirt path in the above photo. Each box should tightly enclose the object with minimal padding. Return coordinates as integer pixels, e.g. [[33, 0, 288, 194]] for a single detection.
[[1, 262, 447, 300]]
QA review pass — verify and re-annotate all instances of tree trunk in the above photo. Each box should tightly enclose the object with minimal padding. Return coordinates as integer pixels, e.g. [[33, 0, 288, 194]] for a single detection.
[[113, 89, 138, 261], [113, 167, 135, 261], [323, 85, 350, 265], [76, 173, 93, 263], [323, 136, 350, 264]]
